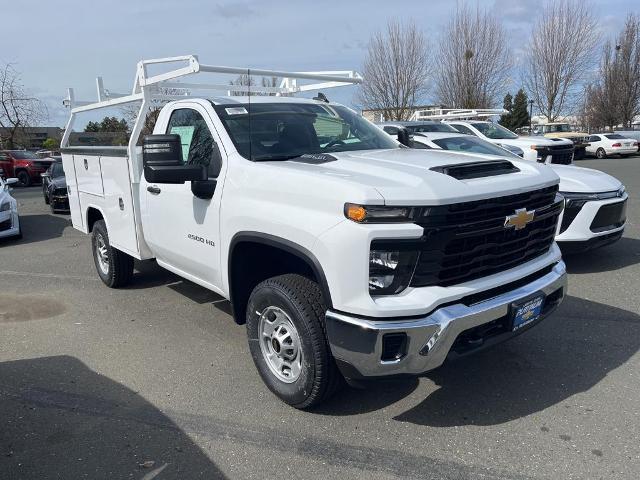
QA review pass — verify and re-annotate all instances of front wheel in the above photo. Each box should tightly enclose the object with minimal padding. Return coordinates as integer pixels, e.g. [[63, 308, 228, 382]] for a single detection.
[[246, 274, 342, 409], [91, 220, 134, 288], [16, 170, 31, 187], [596, 148, 607, 159]]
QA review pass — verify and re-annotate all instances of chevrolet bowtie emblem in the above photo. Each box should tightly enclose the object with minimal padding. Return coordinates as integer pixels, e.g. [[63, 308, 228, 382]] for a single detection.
[[505, 208, 535, 230]]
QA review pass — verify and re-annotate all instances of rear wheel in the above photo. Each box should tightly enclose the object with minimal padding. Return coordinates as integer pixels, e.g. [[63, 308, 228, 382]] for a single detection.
[[16, 170, 31, 187], [596, 148, 607, 159], [91, 220, 134, 288], [246, 274, 342, 409]]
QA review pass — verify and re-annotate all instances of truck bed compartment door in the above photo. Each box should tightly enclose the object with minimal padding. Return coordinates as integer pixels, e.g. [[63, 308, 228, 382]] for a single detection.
[[74, 155, 104, 196]]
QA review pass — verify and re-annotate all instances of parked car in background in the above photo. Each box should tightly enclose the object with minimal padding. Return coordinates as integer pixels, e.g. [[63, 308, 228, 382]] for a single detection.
[[0, 176, 21, 240], [613, 130, 640, 151], [533, 123, 590, 159], [445, 120, 575, 164], [376, 120, 460, 135], [41, 158, 69, 213], [0, 150, 55, 187], [36, 149, 61, 158], [586, 134, 638, 158], [390, 129, 627, 253]]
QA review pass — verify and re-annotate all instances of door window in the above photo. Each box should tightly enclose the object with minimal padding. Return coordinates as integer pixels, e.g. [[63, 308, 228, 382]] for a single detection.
[[166, 108, 222, 178], [450, 124, 475, 136]]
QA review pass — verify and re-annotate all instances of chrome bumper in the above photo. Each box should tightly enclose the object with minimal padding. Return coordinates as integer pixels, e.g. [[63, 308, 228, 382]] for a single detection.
[[325, 261, 567, 379]]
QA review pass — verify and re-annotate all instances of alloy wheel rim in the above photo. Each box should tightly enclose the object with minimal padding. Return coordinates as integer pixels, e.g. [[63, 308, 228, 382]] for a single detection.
[[95, 233, 110, 275], [258, 306, 303, 383]]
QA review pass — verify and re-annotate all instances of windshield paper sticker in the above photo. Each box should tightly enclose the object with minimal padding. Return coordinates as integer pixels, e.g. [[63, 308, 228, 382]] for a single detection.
[[225, 107, 248, 115]]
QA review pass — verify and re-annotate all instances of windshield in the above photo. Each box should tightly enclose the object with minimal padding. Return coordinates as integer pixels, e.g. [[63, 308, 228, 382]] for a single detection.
[[471, 122, 518, 139], [605, 134, 625, 139], [10, 151, 39, 160], [547, 124, 570, 133], [406, 123, 458, 133], [432, 136, 519, 158], [213, 103, 399, 161], [51, 163, 64, 178]]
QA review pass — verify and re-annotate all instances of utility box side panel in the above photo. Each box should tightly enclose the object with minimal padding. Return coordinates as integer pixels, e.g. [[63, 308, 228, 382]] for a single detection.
[[99, 155, 140, 256], [73, 155, 104, 196], [61, 153, 85, 231]]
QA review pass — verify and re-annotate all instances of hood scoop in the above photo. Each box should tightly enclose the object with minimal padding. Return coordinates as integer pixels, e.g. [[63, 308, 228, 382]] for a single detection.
[[430, 160, 520, 180]]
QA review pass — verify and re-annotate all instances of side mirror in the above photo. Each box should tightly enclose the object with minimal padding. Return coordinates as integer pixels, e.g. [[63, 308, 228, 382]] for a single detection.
[[397, 127, 412, 147], [143, 134, 207, 184], [41, 172, 50, 178], [5, 178, 18, 186]]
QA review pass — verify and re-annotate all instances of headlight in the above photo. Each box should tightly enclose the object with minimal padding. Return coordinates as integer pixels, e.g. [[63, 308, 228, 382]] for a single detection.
[[0, 201, 10, 212], [369, 243, 419, 295], [560, 189, 624, 208], [345, 203, 416, 223]]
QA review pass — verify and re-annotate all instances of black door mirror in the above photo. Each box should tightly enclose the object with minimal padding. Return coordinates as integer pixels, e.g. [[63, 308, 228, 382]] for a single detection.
[[397, 127, 412, 147], [143, 134, 207, 184]]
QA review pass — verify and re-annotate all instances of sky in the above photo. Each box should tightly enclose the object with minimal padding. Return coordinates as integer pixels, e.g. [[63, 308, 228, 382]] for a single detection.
[[1, 0, 637, 127]]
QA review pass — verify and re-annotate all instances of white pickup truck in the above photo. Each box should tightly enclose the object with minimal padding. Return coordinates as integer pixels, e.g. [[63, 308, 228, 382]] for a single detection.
[[61, 56, 567, 408]]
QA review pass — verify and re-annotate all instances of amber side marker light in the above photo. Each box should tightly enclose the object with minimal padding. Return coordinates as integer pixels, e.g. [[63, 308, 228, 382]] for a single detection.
[[345, 203, 367, 222]]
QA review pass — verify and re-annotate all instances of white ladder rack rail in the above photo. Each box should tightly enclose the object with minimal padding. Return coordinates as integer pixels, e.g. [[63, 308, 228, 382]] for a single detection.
[[409, 108, 507, 121], [61, 54, 363, 154]]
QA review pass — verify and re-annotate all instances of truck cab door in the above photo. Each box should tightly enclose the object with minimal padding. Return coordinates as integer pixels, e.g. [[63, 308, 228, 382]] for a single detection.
[[141, 104, 226, 289]]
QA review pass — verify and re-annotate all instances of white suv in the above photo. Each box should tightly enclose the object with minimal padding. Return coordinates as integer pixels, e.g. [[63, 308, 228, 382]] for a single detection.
[[447, 120, 575, 164]]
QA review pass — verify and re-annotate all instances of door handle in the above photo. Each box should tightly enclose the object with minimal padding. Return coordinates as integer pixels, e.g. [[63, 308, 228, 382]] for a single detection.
[[147, 185, 161, 194]]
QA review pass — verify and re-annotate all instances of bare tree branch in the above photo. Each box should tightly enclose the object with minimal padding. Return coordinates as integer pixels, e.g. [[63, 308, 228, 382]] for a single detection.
[[357, 20, 431, 121], [0, 63, 48, 149], [435, 3, 512, 109], [524, 0, 599, 122]]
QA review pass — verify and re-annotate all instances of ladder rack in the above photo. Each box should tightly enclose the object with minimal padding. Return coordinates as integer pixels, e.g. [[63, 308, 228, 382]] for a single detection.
[[409, 108, 507, 121]]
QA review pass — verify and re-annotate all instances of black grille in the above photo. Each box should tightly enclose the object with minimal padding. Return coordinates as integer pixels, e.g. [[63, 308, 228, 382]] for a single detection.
[[409, 186, 562, 287], [33, 161, 52, 169], [0, 219, 11, 231], [590, 200, 627, 232], [536, 144, 574, 165]]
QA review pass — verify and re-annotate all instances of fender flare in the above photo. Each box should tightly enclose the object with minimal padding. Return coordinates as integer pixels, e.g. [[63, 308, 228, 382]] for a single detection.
[[227, 232, 333, 317]]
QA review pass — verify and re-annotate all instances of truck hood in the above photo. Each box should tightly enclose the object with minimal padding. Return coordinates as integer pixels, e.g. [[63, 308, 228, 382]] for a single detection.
[[428, 151, 621, 194], [269, 148, 560, 205], [551, 164, 623, 193], [499, 136, 573, 149]]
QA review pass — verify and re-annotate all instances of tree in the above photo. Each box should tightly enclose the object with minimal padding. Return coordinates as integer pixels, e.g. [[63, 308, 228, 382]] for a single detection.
[[524, 0, 599, 122], [0, 63, 47, 149], [435, 4, 512, 109], [613, 14, 640, 128], [84, 117, 128, 133], [499, 93, 514, 129], [511, 89, 530, 130], [358, 20, 430, 121], [587, 42, 622, 131], [42, 137, 59, 150]]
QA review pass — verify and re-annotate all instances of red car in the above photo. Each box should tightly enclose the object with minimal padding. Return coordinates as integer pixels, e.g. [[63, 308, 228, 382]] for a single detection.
[[0, 150, 54, 187]]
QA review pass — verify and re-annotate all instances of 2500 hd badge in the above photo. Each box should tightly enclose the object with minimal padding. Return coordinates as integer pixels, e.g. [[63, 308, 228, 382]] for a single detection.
[[188, 233, 215, 247]]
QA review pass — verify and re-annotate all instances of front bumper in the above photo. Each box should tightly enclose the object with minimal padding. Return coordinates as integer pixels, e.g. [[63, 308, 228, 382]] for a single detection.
[[50, 194, 70, 210], [326, 261, 566, 379], [556, 195, 627, 243], [0, 210, 20, 239]]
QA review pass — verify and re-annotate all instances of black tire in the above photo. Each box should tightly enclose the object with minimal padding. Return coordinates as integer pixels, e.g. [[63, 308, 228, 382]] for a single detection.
[[16, 170, 31, 187], [596, 148, 607, 159], [49, 193, 55, 213], [15, 218, 22, 240], [91, 219, 134, 288], [246, 274, 342, 409], [44, 191, 50, 204]]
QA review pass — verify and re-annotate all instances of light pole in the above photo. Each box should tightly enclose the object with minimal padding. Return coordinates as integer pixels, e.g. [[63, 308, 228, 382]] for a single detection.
[[529, 100, 534, 132]]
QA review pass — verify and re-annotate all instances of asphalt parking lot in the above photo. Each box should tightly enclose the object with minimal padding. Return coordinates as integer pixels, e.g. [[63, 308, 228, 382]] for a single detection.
[[1, 156, 639, 480]]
